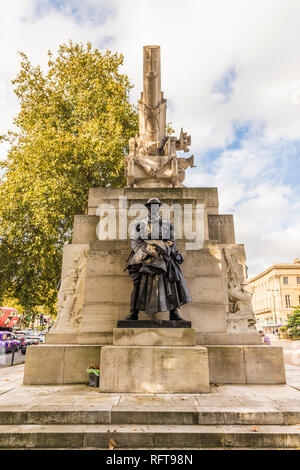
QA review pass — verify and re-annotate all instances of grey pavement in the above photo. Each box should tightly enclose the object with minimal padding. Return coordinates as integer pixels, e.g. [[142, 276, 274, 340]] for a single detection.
[[0, 361, 298, 449], [0, 362, 297, 417], [0, 339, 297, 424]]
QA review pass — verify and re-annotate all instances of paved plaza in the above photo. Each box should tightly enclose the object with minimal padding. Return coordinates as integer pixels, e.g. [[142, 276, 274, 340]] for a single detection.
[[0, 358, 298, 448], [0, 362, 299, 412]]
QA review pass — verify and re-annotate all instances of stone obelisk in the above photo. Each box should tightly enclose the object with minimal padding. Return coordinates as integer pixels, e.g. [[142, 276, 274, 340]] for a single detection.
[[125, 45, 194, 188]]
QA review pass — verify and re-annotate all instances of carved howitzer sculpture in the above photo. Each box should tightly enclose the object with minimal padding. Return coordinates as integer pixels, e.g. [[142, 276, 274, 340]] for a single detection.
[[125, 46, 195, 187]]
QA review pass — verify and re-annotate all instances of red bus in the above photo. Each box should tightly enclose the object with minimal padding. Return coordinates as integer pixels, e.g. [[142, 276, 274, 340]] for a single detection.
[[0, 307, 20, 328]]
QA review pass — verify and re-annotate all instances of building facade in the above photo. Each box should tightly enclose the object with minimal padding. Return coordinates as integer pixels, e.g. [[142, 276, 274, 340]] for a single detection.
[[249, 259, 300, 331]]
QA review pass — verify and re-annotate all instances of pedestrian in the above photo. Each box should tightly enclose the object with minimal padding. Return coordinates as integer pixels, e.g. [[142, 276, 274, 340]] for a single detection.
[[259, 330, 271, 345]]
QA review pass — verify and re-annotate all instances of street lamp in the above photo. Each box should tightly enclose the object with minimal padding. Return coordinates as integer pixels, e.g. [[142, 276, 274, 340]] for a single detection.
[[264, 289, 280, 326]]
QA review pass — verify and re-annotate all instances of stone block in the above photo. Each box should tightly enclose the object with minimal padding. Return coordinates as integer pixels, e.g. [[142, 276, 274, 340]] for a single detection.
[[8, 425, 84, 448], [84, 427, 155, 448], [181, 248, 223, 277], [99, 345, 209, 393], [155, 425, 225, 448], [187, 304, 227, 333], [187, 276, 226, 304], [111, 409, 199, 425], [208, 214, 235, 243], [204, 412, 280, 426], [78, 301, 132, 345], [23, 345, 101, 385], [125, 187, 183, 201], [77, 331, 113, 345], [223, 425, 300, 448], [283, 411, 300, 425], [80, 303, 121, 332], [0, 412, 29, 426], [24, 346, 65, 385], [196, 331, 262, 345], [83, 275, 131, 304], [88, 187, 124, 211], [244, 346, 286, 384], [181, 187, 219, 207], [111, 395, 199, 425], [205, 345, 286, 384], [64, 346, 101, 383], [86, 250, 128, 276], [72, 215, 98, 244], [83, 277, 114, 303], [113, 328, 196, 346], [87, 188, 219, 230], [46, 332, 79, 345], [89, 239, 129, 251], [206, 346, 246, 384], [25, 409, 110, 425]]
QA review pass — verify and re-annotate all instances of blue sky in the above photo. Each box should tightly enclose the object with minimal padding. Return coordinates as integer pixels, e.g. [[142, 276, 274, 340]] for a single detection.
[[0, 0, 299, 276]]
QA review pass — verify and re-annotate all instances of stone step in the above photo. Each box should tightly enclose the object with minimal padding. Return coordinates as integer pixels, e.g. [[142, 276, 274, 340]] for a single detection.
[[111, 409, 300, 426], [0, 407, 299, 426], [0, 424, 299, 449]]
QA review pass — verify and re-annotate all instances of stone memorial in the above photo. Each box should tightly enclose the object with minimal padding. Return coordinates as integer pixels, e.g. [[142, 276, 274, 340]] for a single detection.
[[24, 45, 286, 388]]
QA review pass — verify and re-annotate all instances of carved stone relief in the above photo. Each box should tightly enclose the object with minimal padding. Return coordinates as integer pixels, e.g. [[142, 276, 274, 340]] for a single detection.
[[223, 247, 256, 332], [52, 249, 87, 332]]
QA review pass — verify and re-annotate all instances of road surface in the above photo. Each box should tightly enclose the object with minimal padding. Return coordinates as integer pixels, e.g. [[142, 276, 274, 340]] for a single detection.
[[0, 350, 25, 368]]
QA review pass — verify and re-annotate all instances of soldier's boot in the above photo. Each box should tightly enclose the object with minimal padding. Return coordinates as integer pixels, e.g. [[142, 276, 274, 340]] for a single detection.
[[124, 310, 139, 321], [169, 309, 186, 322]]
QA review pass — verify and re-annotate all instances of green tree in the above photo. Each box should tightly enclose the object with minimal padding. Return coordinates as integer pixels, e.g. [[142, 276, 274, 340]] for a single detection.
[[1, 296, 24, 315], [0, 41, 138, 314], [287, 308, 300, 338]]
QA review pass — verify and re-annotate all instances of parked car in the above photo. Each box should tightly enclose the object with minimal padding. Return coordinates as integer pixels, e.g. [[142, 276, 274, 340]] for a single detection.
[[14, 331, 28, 344], [27, 335, 42, 343], [20, 336, 40, 355], [0, 331, 15, 352], [20, 340, 28, 355], [20, 340, 27, 354]]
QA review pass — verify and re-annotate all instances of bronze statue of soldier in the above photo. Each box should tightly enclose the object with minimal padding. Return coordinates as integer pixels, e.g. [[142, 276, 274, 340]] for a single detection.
[[124, 197, 192, 324]]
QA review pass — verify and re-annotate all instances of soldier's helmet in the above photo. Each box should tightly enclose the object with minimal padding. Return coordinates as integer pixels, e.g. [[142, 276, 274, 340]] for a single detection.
[[145, 197, 162, 207]]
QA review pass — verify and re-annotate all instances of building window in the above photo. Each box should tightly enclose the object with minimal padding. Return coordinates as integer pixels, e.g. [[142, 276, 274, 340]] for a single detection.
[[297, 277, 300, 285], [283, 277, 288, 284], [285, 295, 291, 308]]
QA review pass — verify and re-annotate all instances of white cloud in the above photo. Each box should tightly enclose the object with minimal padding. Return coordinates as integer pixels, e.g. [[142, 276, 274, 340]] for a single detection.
[[0, 0, 110, 137], [0, 0, 299, 276], [186, 136, 300, 276], [104, 0, 300, 149]]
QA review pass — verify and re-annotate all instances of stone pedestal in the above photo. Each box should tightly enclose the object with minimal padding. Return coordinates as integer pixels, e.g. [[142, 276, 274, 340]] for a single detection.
[[23, 342, 286, 386], [113, 327, 195, 346], [99, 328, 210, 393], [23, 186, 286, 386]]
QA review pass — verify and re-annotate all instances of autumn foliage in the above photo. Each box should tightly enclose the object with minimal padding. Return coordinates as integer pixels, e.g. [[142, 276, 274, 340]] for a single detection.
[[0, 41, 138, 314]]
